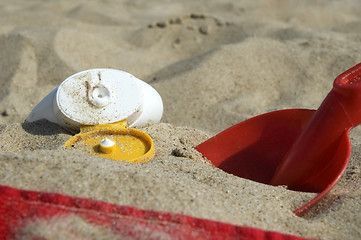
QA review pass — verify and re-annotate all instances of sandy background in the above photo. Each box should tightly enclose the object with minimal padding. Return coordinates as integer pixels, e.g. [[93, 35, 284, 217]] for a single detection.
[[0, 0, 361, 239]]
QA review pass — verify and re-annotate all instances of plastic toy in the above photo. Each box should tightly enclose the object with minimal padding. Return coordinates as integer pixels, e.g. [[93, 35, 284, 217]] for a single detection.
[[196, 62, 361, 216]]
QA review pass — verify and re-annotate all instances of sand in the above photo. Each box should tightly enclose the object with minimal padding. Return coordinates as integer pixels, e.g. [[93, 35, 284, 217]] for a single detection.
[[0, 0, 360, 239]]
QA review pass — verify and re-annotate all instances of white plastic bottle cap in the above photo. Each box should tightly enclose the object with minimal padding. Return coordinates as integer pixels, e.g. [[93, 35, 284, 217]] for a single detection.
[[26, 69, 163, 132], [55, 69, 143, 130]]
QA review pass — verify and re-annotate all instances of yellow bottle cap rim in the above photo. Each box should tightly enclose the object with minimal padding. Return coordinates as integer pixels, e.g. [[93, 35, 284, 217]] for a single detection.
[[64, 120, 154, 163]]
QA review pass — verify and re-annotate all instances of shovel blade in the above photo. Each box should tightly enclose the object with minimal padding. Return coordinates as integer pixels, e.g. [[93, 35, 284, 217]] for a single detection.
[[196, 108, 351, 192], [196, 109, 315, 185], [293, 131, 351, 215], [196, 109, 352, 216]]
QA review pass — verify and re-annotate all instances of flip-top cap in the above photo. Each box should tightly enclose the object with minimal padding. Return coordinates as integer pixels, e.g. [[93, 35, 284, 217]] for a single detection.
[[26, 69, 163, 132], [55, 69, 144, 130]]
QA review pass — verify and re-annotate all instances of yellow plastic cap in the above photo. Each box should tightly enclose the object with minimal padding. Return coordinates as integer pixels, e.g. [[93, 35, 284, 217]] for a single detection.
[[64, 120, 154, 163]]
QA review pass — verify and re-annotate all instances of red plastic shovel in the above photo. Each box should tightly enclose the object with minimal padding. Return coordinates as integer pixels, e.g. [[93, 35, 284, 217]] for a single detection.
[[196, 62, 361, 216]]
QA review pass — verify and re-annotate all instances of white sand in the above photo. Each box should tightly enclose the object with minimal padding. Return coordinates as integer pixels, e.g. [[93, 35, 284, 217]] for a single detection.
[[0, 0, 360, 239]]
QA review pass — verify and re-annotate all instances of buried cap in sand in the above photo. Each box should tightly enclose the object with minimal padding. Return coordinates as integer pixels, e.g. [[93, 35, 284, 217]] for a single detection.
[[64, 120, 155, 163], [27, 69, 162, 163]]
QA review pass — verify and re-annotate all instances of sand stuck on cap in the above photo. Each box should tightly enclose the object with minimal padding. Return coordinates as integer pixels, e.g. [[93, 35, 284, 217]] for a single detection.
[[0, 0, 361, 239]]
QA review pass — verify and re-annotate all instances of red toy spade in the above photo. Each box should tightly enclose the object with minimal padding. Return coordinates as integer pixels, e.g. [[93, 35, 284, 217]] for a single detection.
[[196, 63, 361, 216]]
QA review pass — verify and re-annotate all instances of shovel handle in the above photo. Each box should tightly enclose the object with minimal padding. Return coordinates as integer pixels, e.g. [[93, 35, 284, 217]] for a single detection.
[[334, 62, 361, 127], [271, 62, 361, 189]]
